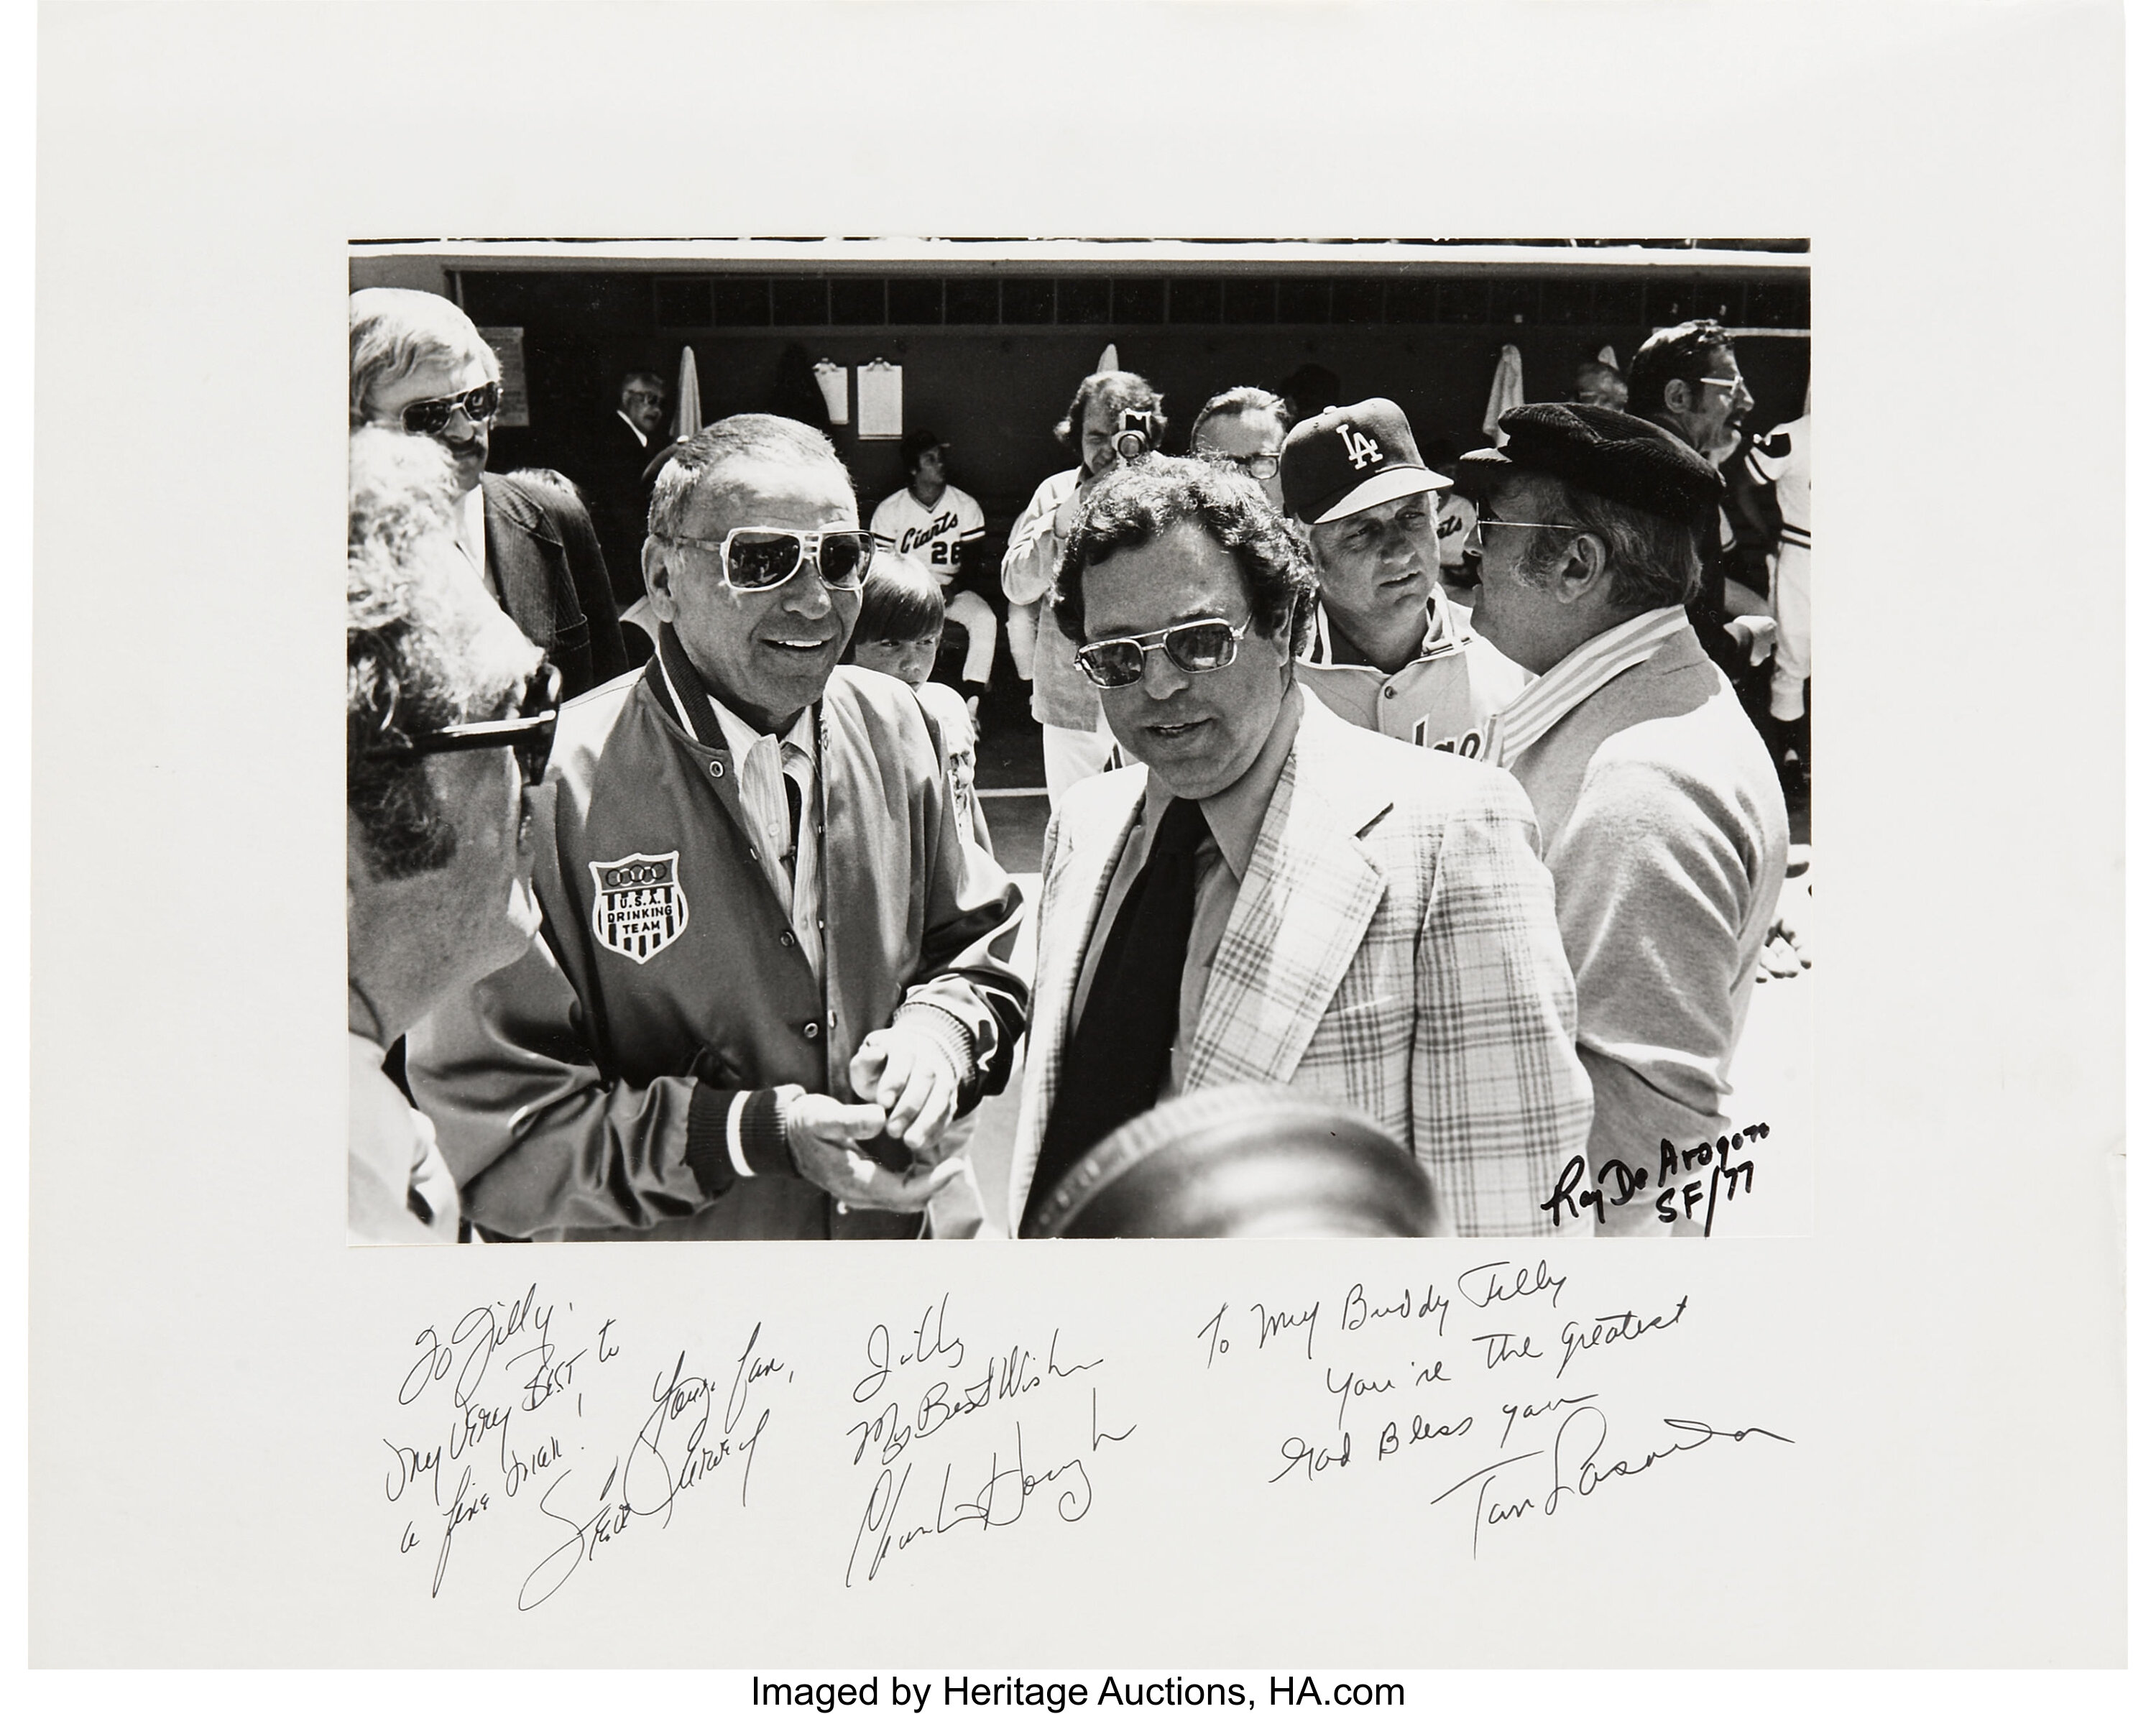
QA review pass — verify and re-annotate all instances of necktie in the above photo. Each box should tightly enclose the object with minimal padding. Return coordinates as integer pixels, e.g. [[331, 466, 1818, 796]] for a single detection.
[[1028, 794, 1210, 1225], [783, 772, 803, 883]]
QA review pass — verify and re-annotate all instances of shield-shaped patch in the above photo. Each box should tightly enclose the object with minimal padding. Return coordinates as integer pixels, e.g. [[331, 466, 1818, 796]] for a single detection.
[[588, 851, 689, 964]]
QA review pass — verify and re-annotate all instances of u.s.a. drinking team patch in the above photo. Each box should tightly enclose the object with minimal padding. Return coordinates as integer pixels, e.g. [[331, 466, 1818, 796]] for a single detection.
[[589, 851, 688, 963]]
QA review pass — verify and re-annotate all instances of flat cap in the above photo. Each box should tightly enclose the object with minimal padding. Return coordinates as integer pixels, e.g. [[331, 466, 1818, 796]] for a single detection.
[[1452, 403, 1720, 524]]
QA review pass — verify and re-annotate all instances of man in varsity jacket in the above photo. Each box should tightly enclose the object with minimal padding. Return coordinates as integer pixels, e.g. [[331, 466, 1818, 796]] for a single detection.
[[407, 414, 1028, 1240]]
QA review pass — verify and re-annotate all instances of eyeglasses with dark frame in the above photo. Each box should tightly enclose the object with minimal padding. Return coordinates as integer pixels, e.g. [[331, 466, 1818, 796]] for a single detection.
[[656, 525, 877, 593], [358, 662, 562, 789], [1074, 615, 1253, 688], [394, 381, 502, 438]]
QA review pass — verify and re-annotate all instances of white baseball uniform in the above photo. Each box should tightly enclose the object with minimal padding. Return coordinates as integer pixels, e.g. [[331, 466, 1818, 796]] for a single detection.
[[872, 483, 995, 686], [1744, 415, 1811, 722]]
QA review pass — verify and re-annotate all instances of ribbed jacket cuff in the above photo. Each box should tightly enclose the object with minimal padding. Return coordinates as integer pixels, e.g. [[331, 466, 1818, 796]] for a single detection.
[[684, 1083, 797, 1198], [891, 1002, 983, 1117]]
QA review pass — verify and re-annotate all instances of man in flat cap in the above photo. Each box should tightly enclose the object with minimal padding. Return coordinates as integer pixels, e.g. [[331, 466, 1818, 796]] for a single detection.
[[1453, 403, 1789, 1235], [407, 413, 1028, 1240], [1279, 398, 1525, 755]]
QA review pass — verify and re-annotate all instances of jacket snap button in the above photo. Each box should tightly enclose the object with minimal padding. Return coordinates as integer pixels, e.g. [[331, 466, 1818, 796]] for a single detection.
[[779, 931, 794, 947], [1383, 686, 1396, 699], [747, 847, 758, 862], [709, 760, 724, 778], [803, 1021, 820, 1040]]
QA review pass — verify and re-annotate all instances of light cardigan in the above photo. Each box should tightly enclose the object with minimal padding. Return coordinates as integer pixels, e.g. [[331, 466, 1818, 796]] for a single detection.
[[1503, 622, 1789, 1233]]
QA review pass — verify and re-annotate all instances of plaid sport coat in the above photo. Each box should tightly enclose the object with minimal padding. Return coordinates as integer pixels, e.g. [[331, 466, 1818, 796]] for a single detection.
[[1009, 688, 1593, 1238]]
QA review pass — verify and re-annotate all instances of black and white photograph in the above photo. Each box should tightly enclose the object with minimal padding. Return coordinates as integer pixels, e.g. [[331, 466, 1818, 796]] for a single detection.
[[346, 239, 1815, 1245], [26, 0, 2129, 1690]]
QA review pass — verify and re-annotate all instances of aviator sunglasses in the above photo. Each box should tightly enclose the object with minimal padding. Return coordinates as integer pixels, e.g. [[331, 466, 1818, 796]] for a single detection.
[[359, 661, 562, 788], [657, 525, 877, 593], [1074, 615, 1253, 688], [396, 381, 502, 437]]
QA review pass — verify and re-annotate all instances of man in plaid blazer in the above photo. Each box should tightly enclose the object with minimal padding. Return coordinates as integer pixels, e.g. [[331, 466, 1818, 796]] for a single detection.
[[1008, 458, 1593, 1238]]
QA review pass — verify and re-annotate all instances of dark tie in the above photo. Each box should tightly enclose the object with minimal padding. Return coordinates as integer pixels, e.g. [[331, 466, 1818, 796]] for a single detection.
[[1027, 793, 1211, 1226], [782, 770, 803, 883]]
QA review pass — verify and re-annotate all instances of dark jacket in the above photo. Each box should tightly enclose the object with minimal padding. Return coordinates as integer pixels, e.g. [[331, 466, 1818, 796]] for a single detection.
[[579, 415, 660, 608], [481, 471, 628, 700]]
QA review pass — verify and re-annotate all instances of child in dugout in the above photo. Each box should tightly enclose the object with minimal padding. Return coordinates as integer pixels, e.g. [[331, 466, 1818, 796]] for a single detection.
[[846, 551, 995, 857]]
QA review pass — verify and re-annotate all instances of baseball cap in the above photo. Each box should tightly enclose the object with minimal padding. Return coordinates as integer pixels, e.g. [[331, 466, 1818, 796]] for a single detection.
[[1450, 403, 1720, 524], [1279, 398, 1452, 526], [900, 427, 947, 465]]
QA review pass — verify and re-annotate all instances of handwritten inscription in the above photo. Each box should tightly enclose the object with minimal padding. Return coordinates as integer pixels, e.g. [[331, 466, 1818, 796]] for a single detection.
[[1541, 1122, 1769, 1232], [844, 1296, 1135, 1588], [1198, 1266, 1789, 1562], [380, 1287, 788, 1609]]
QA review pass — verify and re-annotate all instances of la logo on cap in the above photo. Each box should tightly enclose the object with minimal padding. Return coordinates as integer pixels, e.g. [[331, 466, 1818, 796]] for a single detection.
[[1336, 420, 1384, 470]]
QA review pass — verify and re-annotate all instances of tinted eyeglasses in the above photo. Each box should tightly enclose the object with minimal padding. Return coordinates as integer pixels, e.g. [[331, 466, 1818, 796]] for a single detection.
[[359, 662, 561, 788], [1195, 448, 1283, 481], [1074, 616, 1252, 688], [397, 382, 502, 437], [658, 526, 876, 593]]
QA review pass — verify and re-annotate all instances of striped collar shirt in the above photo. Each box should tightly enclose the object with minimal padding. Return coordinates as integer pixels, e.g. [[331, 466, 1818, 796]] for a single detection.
[[656, 661, 823, 982], [1481, 604, 1689, 770]]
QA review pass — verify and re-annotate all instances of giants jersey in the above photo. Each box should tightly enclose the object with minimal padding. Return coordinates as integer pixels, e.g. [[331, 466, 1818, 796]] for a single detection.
[[871, 484, 987, 588]]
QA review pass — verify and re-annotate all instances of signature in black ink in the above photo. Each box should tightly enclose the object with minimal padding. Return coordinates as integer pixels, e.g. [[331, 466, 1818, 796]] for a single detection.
[[512, 1324, 782, 1610], [845, 1391, 1133, 1588], [1539, 1123, 1768, 1233], [1430, 1406, 1792, 1557]]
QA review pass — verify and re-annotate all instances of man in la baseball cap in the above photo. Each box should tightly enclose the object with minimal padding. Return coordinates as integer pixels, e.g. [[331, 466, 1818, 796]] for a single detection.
[[1279, 398, 1526, 755], [1449, 401, 1789, 1236]]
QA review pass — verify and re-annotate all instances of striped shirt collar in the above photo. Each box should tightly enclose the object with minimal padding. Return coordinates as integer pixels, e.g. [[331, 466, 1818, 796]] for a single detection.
[[1483, 604, 1689, 768]]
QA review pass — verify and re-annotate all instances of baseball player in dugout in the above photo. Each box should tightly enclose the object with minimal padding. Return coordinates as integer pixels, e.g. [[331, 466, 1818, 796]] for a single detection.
[[1282, 398, 1528, 755], [407, 414, 1029, 1240], [1453, 404, 1789, 1235], [870, 428, 997, 724], [1008, 455, 1593, 1239]]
